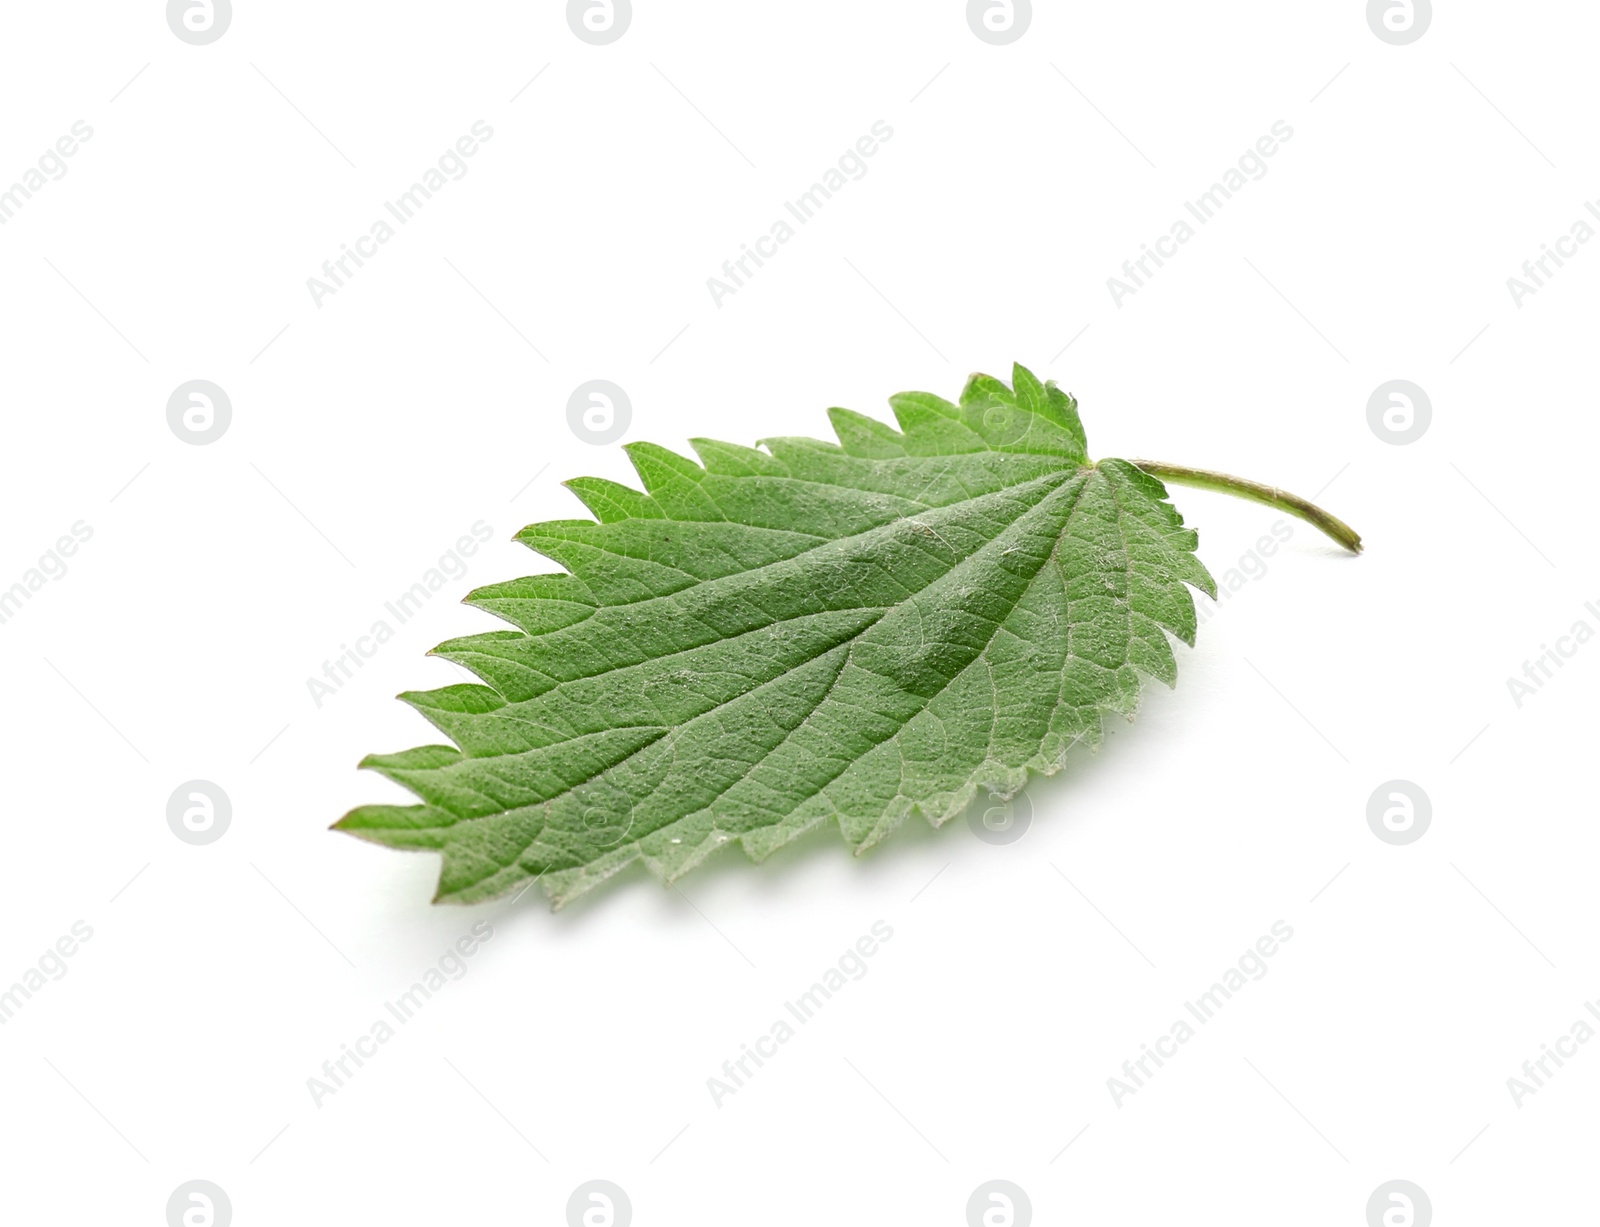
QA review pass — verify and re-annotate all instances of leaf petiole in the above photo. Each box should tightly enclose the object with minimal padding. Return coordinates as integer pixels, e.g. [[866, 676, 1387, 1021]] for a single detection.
[[1128, 460, 1363, 555]]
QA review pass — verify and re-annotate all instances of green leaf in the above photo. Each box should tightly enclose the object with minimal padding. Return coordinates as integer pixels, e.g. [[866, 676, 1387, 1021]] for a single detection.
[[335, 363, 1217, 907]]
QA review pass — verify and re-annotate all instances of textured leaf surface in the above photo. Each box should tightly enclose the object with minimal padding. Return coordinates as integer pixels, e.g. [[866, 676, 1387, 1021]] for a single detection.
[[336, 365, 1216, 906]]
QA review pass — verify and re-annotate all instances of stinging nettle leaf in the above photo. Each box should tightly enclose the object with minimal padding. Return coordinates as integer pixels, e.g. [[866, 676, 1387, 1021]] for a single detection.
[[336, 363, 1358, 908]]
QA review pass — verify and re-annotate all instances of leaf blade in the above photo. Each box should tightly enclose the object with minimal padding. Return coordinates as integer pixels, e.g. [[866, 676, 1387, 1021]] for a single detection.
[[338, 365, 1214, 907]]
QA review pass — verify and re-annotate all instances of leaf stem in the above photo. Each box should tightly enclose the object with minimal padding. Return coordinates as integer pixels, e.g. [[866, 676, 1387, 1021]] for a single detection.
[[1128, 460, 1363, 555]]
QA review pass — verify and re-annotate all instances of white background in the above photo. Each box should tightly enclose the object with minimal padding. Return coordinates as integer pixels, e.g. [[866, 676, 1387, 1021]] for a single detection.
[[1, 2, 1595, 1224]]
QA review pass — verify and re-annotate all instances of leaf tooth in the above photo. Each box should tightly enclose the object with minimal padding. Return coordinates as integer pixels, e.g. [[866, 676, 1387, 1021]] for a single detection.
[[888, 388, 960, 417], [563, 477, 661, 523], [827, 406, 906, 458], [1126, 611, 1179, 686], [514, 524, 697, 602], [429, 632, 559, 703], [398, 683, 506, 715], [889, 391, 986, 453], [1042, 381, 1088, 453], [1010, 363, 1048, 413], [397, 685, 524, 756], [958, 372, 1014, 410], [623, 442, 726, 521], [359, 741, 507, 813], [759, 435, 843, 463], [463, 574, 597, 636], [331, 803, 456, 849], [688, 437, 786, 476]]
